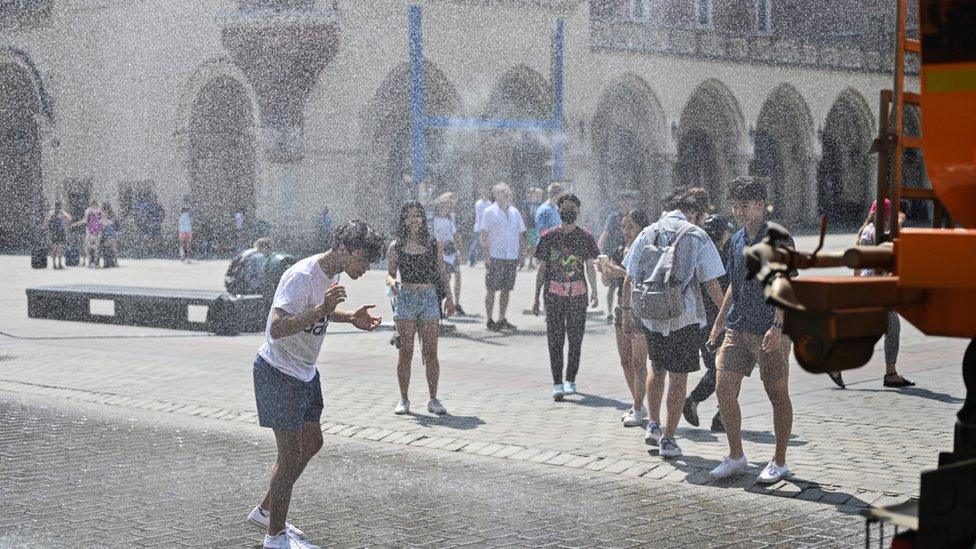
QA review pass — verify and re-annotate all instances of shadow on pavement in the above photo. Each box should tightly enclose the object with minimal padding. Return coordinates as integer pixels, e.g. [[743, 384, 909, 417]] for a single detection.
[[678, 428, 807, 447], [563, 393, 630, 411], [411, 413, 486, 430], [851, 386, 963, 404], [655, 453, 868, 512]]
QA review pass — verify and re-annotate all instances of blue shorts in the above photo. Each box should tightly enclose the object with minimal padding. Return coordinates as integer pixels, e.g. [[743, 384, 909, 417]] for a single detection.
[[394, 287, 440, 322], [252, 355, 323, 430]]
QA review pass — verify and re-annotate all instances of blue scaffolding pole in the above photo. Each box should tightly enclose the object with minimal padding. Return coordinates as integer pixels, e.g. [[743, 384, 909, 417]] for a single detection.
[[408, 5, 565, 196]]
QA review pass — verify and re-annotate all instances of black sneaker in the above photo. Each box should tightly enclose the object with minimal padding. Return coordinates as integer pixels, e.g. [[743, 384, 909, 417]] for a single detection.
[[682, 398, 700, 427], [710, 413, 724, 433], [487, 319, 498, 331], [496, 319, 517, 331], [454, 304, 466, 316]]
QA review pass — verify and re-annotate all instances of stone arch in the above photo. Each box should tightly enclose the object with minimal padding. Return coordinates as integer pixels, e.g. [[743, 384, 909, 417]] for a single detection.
[[674, 78, 748, 210], [751, 83, 817, 226], [817, 88, 875, 228], [0, 55, 47, 250], [590, 73, 670, 212], [357, 59, 461, 231], [476, 64, 554, 207], [186, 74, 258, 254]]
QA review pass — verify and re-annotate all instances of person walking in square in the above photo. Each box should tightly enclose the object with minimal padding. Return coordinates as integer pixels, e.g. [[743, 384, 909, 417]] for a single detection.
[[533, 193, 600, 401], [683, 213, 736, 432], [620, 187, 725, 458], [477, 182, 526, 332], [431, 192, 464, 316], [45, 201, 71, 269], [386, 201, 455, 416], [248, 220, 384, 549], [178, 206, 193, 262], [468, 184, 492, 266], [599, 190, 639, 324], [707, 177, 796, 484], [73, 200, 104, 267], [599, 208, 651, 426]]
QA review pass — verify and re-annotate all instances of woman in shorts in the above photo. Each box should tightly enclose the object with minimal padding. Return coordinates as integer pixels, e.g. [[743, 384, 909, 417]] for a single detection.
[[73, 200, 104, 267], [599, 209, 650, 427], [178, 206, 193, 262], [386, 201, 454, 416], [431, 192, 464, 315]]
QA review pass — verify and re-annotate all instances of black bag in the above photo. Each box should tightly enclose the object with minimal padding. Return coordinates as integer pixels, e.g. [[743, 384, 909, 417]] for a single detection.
[[65, 246, 80, 267], [31, 248, 48, 269], [206, 293, 240, 336], [224, 249, 254, 294], [101, 245, 118, 268]]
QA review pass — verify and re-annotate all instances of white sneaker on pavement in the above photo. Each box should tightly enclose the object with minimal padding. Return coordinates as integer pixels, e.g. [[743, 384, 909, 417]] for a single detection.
[[709, 455, 750, 480], [394, 399, 410, 415], [620, 408, 632, 422], [622, 407, 647, 428], [659, 436, 682, 457], [563, 381, 578, 395], [644, 421, 662, 446], [427, 398, 447, 415], [263, 530, 320, 549], [248, 506, 305, 539], [552, 384, 565, 401], [756, 461, 793, 484]]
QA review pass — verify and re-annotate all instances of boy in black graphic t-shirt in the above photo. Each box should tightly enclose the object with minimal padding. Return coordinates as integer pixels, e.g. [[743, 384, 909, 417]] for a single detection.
[[532, 194, 600, 401]]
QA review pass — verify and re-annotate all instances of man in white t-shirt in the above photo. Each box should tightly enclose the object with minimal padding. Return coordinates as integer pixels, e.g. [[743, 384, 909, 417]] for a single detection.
[[247, 220, 385, 549], [476, 182, 526, 331]]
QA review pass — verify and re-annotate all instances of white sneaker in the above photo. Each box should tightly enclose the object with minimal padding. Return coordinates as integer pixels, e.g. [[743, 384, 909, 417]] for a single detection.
[[659, 436, 682, 457], [709, 455, 750, 480], [552, 384, 565, 401], [563, 381, 578, 395], [394, 399, 410, 415], [644, 421, 662, 446], [622, 407, 647, 428], [756, 461, 793, 484], [427, 398, 447, 416], [248, 506, 305, 539], [263, 530, 320, 549], [620, 408, 632, 422]]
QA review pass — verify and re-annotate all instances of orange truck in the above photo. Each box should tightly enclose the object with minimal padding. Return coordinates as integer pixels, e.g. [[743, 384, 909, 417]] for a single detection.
[[745, 1, 975, 546]]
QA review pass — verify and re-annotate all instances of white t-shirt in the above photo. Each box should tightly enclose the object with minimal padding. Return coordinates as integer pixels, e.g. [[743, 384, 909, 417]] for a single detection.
[[473, 199, 492, 233], [258, 255, 340, 382], [431, 216, 457, 264], [475, 203, 526, 260]]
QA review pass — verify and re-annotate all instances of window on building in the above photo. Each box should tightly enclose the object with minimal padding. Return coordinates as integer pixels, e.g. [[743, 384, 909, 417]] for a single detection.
[[629, 0, 651, 22], [756, 0, 772, 34], [695, 0, 713, 28]]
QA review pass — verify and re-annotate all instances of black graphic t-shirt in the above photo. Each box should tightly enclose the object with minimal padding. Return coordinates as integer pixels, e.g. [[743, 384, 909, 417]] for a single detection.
[[535, 225, 600, 289]]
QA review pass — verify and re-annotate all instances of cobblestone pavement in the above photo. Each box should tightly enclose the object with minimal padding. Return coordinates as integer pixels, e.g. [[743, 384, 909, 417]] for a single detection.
[[0, 393, 866, 548], [0, 236, 968, 522]]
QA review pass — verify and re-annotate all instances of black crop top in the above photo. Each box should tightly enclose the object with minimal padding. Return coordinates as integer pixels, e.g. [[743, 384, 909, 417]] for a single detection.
[[397, 240, 440, 284]]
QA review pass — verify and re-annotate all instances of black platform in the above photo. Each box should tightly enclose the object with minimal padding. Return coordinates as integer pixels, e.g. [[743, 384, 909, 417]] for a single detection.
[[26, 284, 268, 334]]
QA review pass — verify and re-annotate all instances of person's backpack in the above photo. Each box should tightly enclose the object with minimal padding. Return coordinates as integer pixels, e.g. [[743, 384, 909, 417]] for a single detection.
[[224, 249, 256, 295], [632, 222, 697, 322]]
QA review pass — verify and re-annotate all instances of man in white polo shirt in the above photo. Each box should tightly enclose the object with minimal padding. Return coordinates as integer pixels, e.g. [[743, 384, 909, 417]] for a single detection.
[[477, 182, 526, 331], [247, 220, 384, 549]]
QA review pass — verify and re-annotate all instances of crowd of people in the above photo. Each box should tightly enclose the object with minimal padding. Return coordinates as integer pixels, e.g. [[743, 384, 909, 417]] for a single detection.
[[244, 176, 919, 549]]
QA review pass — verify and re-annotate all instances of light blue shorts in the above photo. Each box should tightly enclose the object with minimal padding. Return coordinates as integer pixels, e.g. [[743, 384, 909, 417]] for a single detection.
[[394, 287, 440, 322]]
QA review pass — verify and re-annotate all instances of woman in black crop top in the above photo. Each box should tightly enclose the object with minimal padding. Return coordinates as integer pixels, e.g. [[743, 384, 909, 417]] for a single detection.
[[598, 208, 650, 427], [386, 201, 454, 416]]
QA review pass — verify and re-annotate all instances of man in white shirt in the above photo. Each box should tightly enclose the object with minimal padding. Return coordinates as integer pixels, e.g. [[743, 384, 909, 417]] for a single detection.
[[247, 220, 384, 549], [476, 182, 526, 331]]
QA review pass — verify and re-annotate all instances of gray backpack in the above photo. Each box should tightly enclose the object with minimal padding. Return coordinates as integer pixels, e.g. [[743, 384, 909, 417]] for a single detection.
[[632, 222, 696, 322]]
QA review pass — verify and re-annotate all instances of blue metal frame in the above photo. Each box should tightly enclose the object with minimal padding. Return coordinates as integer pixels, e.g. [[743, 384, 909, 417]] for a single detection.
[[408, 5, 565, 195]]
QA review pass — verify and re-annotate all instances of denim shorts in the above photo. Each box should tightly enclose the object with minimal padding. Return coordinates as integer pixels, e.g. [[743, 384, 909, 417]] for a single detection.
[[252, 355, 323, 430], [394, 287, 441, 322]]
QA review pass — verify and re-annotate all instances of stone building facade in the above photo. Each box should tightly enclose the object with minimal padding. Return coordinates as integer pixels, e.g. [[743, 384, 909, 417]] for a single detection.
[[1, 0, 922, 250]]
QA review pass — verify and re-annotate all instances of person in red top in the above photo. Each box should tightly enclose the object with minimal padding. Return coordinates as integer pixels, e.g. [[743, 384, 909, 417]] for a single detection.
[[532, 193, 600, 401]]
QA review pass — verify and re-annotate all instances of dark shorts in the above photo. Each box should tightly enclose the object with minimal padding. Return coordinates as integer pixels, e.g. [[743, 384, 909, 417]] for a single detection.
[[253, 355, 323, 430], [642, 324, 707, 374], [486, 258, 518, 292]]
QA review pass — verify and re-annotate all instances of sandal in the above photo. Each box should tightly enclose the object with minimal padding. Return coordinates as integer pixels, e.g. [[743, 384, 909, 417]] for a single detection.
[[884, 374, 916, 388], [828, 372, 846, 389]]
